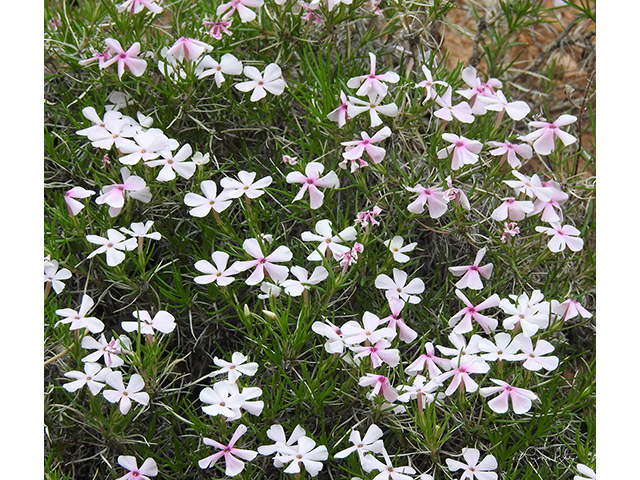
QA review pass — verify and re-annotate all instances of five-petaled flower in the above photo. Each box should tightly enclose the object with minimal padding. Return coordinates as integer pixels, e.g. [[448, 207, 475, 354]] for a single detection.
[[86, 229, 137, 266], [232, 238, 292, 285], [81, 334, 131, 368], [384, 236, 417, 264], [480, 378, 538, 414], [184, 180, 233, 217], [217, 0, 264, 22], [101, 38, 148, 80], [405, 184, 448, 218], [535, 223, 584, 253], [211, 352, 258, 383], [194, 251, 237, 286], [445, 447, 498, 480], [449, 289, 501, 334], [121, 309, 176, 336], [103, 371, 150, 414], [347, 52, 400, 98], [448, 247, 493, 290], [62, 362, 112, 396], [437, 133, 483, 170], [64, 186, 95, 216], [235, 63, 286, 101], [375, 268, 425, 304], [44, 256, 72, 294], [115, 456, 158, 480], [55, 294, 105, 333], [286, 162, 340, 209], [521, 114, 577, 155], [198, 424, 258, 476], [341, 126, 391, 164]]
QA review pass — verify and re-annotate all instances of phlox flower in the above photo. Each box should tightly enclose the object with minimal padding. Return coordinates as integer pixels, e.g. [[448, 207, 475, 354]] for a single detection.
[[211, 352, 258, 383], [200, 380, 246, 419], [359, 374, 398, 402], [221, 170, 272, 199], [486, 140, 532, 169], [76, 107, 137, 150], [217, 0, 264, 22], [448, 289, 501, 334], [500, 222, 520, 243], [62, 363, 112, 396], [435, 355, 490, 396], [194, 251, 237, 286], [86, 229, 137, 266], [415, 64, 448, 104], [198, 424, 257, 476], [81, 333, 131, 368], [334, 424, 384, 464], [165, 37, 212, 62], [521, 114, 577, 155], [257, 424, 306, 460], [196, 53, 243, 86], [286, 162, 340, 209], [95, 167, 151, 217], [235, 63, 286, 101], [145, 143, 196, 181], [436, 331, 483, 363], [405, 184, 448, 218], [116, 456, 158, 480], [384, 236, 417, 264], [445, 448, 498, 480], [342, 312, 396, 346], [282, 154, 298, 165], [337, 242, 364, 271], [375, 268, 425, 304], [258, 281, 282, 299], [327, 91, 351, 128], [277, 435, 329, 477], [78, 47, 111, 68], [553, 298, 592, 321], [103, 371, 149, 415], [106, 91, 134, 111], [491, 197, 534, 222], [119, 221, 162, 242], [536, 223, 584, 252], [184, 181, 233, 217], [448, 247, 493, 290], [204, 20, 233, 40], [341, 126, 391, 164], [437, 133, 483, 170], [500, 290, 550, 337], [282, 265, 328, 296], [405, 341, 451, 378], [574, 464, 596, 480], [64, 186, 95, 216], [117, 0, 163, 15], [477, 332, 521, 362], [355, 206, 382, 229], [101, 39, 148, 80], [504, 170, 553, 202], [347, 52, 400, 98], [433, 86, 475, 123], [396, 374, 438, 409], [192, 151, 210, 165], [480, 378, 538, 414], [121, 310, 176, 335], [456, 65, 502, 114], [363, 447, 416, 480], [311, 319, 347, 354], [346, 94, 398, 128], [443, 176, 471, 210], [352, 339, 400, 368], [478, 90, 531, 120], [381, 296, 417, 343], [55, 294, 104, 334], [301, 219, 356, 261], [44, 257, 72, 294], [512, 334, 559, 372], [530, 181, 568, 223], [232, 238, 292, 285], [300, 1, 323, 24]]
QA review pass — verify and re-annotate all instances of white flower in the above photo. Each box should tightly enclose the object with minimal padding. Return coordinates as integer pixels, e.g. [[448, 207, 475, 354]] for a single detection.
[[383, 236, 417, 263]]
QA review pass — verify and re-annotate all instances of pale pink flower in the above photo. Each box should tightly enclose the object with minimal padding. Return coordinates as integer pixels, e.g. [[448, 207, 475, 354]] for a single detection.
[[184, 181, 233, 216], [194, 251, 237, 286], [437, 133, 483, 170], [480, 379, 538, 414], [521, 114, 577, 155], [165, 37, 212, 62], [341, 126, 391, 164], [486, 140, 532, 168], [286, 162, 340, 209], [334, 424, 384, 463], [500, 290, 550, 337], [449, 289, 500, 334], [55, 294, 104, 334], [512, 334, 559, 371], [448, 247, 493, 290], [415, 64, 448, 104], [342, 312, 396, 346], [277, 435, 329, 477], [504, 170, 553, 202], [232, 238, 292, 285], [358, 374, 398, 402], [282, 266, 328, 296], [433, 86, 475, 123], [86, 229, 137, 266], [478, 90, 531, 120], [217, 0, 264, 22], [347, 52, 400, 98], [221, 171, 272, 199], [436, 332, 483, 363], [301, 219, 356, 261], [375, 268, 425, 304], [530, 183, 569, 223], [282, 154, 298, 165], [63, 363, 112, 396], [300, 1, 323, 24], [553, 298, 592, 321], [145, 143, 196, 181], [312, 320, 348, 354], [116, 456, 158, 480], [211, 352, 258, 383], [384, 236, 417, 264], [65, 186, 95, 216], [44, 257, 72, 294], [327, 91, 351, 127], [491, 197, 535, 221], [258, 424, 306, 461], [500, 222, 520, 243], [355, 206, 383, 229], [445, 448, 498, 480], [95, 167, 150, 217], [198, 424, 257, 476], [477, 332, 521, 362], [443, 176, 471, 210], [405, 184, 448, 218], [405, 341, 450, 378], [199, 380, 246, 419], [337, 243, 364, 271], [204, 20, 233, 40], [117, 0, 163, 15], [396, 374, 438, 409], [380, 296, 417, 343], [78, 47, 111, 68], [101, 39, 148, 80], [456, 65, 502, 115], [352, 338, 400, 368], [81, 334, 131, 368], [347, 93, 398, 127], [103, 371, 150, 414], [326, 0, 354, 12], [363, 447, 417, 480], [536, 223, 584, 252], [119, 221, 161, 242], [196, 53, 243, 86], [121, 310, 176, 335], [235, 63, 286, 101]]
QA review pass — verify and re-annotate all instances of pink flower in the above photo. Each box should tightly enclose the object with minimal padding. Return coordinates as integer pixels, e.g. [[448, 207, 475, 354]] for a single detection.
[[500, 290, 550, 337], [204, 20, 233, 40], [437, 133, 483, 170], [217, 0, 264, 23], [341, 126, 392, 164], [78, 47, 112, 68], [165, 37, 212, 62], [286, 162, 340, 209], [415, 64, 448, 104], [327, 91, 351, 127], [277, 435, 329, 477], [500, 222, 520, 243], [95, 167, 151, 217], [312, 320, 347, 354], [232, 238, 292, 285], [433, 86, 475, 123], [445, 448, 498, 480], [535, 223, 584, 252], [184, 181, 233, 217], [405, 184, 448, 218], [301, 219, 357, 261], [491, 197, 535, 222], [486, 140, 532, 168], [55, 294, 104, 334], [145, 144, 196, 181], [235, 63, 286, 101], [521, 114, 577, 155], [504, 170, 553, 202], [448, 247, 493, 290], [396, 374, 438, 409], [449, 289, 500, 334], [405, 342, 451, 378], [480, 379, 538, 414], [342, 312, 396, 346], [443, 176, 471, 210], [478, 90, 531, 120], [101, 39, 148, 80], [363, 447, 417, 480], [553, 298, 592, 321], [199, 381, 246, 419], [64, 186, 95, 216], [358, 374, 398, 402], [351, 338, 400, 368], [194, 251, 237, 286], [355, 206, 383, 229], [530, 182, 569, 223], [477, 332, 521, 362], [81, 334, 131, 368], [198, 424, 257, 476], [456, 65, 502, 114], [347, 52, 400, 98], [435, 356, 490, 396], [116, 456, 158, 480], [103, 371, 150, 414], [375, 268, 425, 304]]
